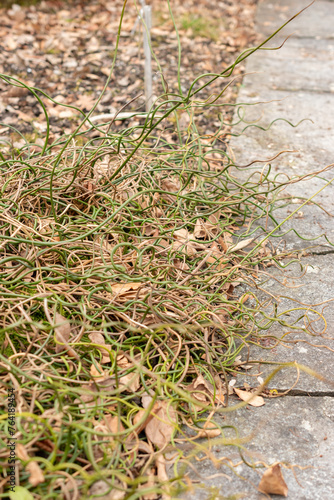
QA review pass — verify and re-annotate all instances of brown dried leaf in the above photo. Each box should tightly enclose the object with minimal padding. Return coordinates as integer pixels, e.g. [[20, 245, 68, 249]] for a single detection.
[[196, 419, 221, 439], [111, 282, 143, 295], [89, 479, 125, 500], [161, 178, 180, 192], [105, 414, 124, 434], [173, 258, 190, 271], [172, 228, 197, 257], [141, 467, 158, 500], [133, 408, 152, 434], [142, 393, 154, 409], [233, 355, 243, 367], [208, 210, 221, 226], [75, 93, 96, 110], [206, 242, 228, 270], [156, 454, 171, 500], [126, 408, 155, 444], [75, 383, 100, 414], [117, 353, 131, 368], [258, 464, 288, 497], [234, 387, 265, 407], [27, 461, 45, 487], [145, 401, 178, 449], [54, 313, 77, 357], [17, 444, 45, 486], [119, 371, 140, 393], [186, 374, 225, 409], [156, 454, 169, 482], [88, 332, 112, 363], [3, 86, 29, 98], [194, 219, 206, 239], [17, 110, 34, 123], [90, 362, 106, 381]]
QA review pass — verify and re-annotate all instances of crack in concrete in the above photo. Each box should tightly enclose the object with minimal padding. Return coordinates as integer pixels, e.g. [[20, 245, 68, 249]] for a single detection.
[[309, 249, 334, 256], [276, 390, 334, 397]]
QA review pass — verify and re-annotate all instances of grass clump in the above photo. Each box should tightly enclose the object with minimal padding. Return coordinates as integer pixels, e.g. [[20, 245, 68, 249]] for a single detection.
[[179, 13, 221, 41]]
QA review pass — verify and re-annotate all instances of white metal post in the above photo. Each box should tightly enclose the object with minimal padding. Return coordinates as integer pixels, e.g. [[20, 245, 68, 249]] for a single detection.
[[140, 5, 153, 113]]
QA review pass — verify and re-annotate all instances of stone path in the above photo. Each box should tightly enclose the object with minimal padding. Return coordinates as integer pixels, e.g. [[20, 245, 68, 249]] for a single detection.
[[179, 1, 334, 498]]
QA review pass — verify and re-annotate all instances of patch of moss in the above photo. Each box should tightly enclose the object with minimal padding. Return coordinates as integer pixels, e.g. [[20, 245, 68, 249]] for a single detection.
[[0, 331, 14, 357]]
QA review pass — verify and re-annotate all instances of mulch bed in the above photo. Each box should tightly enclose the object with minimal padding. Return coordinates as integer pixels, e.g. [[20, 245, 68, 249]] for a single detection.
[[0, 0, 259, 147]]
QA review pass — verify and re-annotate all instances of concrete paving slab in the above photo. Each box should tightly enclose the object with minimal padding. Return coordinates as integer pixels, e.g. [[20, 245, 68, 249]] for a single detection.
[[235, 254, 334, 392], [255, 204, 334, 252], [232, 88, 334, 155], [256, 0, 334, 39], [177, 396, 334, 499]]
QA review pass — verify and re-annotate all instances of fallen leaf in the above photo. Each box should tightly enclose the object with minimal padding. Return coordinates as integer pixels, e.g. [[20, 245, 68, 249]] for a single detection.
[[232, 355, 243, 367], [194, 219, 206, 239], [119, 371, 140, 393], [133, 408, 153, 434], [185, 374, 226, 409], [75, 383, 101, 414], [156, 454, 171, 500], [75, 93, 96, 110], [142, 393, 154, 409], [117, 353, 131, 368], [227, 237, 256, 254], [205, 241, 228, 270], [234, 387, 265, 407], [17, 110, 33, 123], [125, 408, 155, 445], [90, 362, 106, 381], [16, 444, 45, 486], [161, 178, 180, 192], [145, 400, 178, 449], [54, 313, 77, 357], [196, 419, 221, 439], [105, 414, 124, 434], [111, 282, 143, 295], [208, 211, 221, 226], [172, 228, 197, 257], [4, 86, 29, 98], [88, 332, 112, 363], [89, 479, 125, 500], [258, 464, 288, 497], [140, 467, 158, 500]]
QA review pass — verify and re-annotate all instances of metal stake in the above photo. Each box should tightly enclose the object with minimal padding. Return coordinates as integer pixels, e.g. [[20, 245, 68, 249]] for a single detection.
[[140, 5, 153, 113]]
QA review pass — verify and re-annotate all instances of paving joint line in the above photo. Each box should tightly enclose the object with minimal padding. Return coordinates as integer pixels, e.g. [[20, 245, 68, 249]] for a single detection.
[[276, 390, 334, 397], [307, 249, 334, 256], [269, 87, 334, 95]]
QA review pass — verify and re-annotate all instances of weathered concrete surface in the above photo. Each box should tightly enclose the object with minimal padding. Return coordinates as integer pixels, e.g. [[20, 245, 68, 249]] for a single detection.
[[177, 397, 334, 500], [257, 0, 334, 39], [235, 254, 334, 392], [241, 38, 334, 93], [232, 89, 334, 156]]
